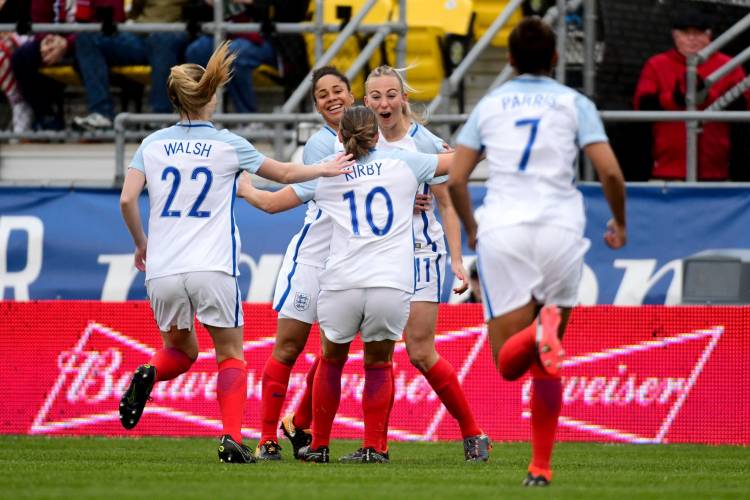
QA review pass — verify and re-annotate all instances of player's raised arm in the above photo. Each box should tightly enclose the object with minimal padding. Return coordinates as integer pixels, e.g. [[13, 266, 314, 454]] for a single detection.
[[119, 168, 147, 272], [255, 153, 353, 184], [434, 151, 455, 177], [585, 142, 627, 249], [448, 145, 482, 249], [236, 171, 303, 213]]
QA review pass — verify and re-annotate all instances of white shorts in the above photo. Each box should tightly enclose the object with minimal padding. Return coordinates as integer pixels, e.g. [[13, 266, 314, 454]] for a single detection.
[[412, 251, 446, 303], [476, 224, 590, 321], [318, 288, 411, 344], [272, 254, 322, 324], [146, 271, 242, 331]]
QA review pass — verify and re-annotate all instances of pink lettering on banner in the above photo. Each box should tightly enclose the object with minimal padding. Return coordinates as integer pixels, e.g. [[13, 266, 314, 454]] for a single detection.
[[0, 302, 747, 444]]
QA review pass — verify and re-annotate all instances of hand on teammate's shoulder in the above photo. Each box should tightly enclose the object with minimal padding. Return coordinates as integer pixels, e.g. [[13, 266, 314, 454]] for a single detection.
[[321, 152, 355, 177]]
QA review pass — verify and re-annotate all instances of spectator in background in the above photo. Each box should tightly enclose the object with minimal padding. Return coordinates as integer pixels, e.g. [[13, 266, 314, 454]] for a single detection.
[[634, 6, 750, 181], [72, 0, 190, 130], [0, 0, 32, 132], [11, 0, 109, 130], [184, 0, 276, 115]]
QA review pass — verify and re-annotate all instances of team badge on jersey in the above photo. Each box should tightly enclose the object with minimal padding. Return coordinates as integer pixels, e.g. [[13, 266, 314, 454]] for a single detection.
[[294, 292, 311, 311]]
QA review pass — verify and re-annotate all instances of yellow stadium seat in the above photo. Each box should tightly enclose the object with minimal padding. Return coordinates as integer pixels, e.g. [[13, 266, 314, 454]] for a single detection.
[[384, 1, 474, 100], [110, 65, 151, 86], [472, 0, 524, 47], [399, 0, 473, 37], [40, 63, 280, 91], [383, 27, 444, 100], [304, 0, 392, 97], [39, 66, 81, 86]]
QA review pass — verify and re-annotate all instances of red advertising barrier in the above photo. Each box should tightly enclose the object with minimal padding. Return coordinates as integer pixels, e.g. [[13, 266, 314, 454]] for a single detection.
[[1, 302, 747, 444]]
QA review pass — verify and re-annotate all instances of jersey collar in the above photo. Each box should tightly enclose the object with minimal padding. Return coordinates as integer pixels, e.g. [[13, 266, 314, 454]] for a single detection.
[[176, 120, 216, 128], [513, 74, 554, 83]]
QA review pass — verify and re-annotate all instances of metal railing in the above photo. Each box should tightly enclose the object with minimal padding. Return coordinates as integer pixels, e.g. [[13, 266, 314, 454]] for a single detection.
[[426, 0, 525, 117], [685, 12, 750, 182], [112, 110, 750, 185], [0, 0, 408, 145]]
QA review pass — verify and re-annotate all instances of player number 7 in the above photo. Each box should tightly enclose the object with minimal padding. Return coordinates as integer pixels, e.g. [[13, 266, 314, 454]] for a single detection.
[[514, 118, 540, 171]]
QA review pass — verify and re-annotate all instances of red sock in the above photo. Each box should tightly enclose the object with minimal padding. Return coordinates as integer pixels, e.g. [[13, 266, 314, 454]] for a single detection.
[[217, 358, 247, 444], [293, 355, 319, 430], [260, 356, 292, 443], [149, 347, 193, 382], [363, 362, 394, 451], [422, 357, 482, 438], [497, 324, 536, 381], [382, 365, 395, 451], [311, 357, 345, 449], [529, 362, 562, 480]]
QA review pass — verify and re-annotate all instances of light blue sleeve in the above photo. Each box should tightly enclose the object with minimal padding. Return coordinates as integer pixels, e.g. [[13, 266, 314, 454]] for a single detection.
[[428, 174, 448, 186], [224, 133, 266, 173], [575, 94, 608, 147], [413, 126, 447, 185], [291, 179, 318, 202], [394, 150, 438, 184], [414, 125, 445, 154], [456, 105, 483, 150], [303, 129, 336, 164], [129, 143, 145, 172]]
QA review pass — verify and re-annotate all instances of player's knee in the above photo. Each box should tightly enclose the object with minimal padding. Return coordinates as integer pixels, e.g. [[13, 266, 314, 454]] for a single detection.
[[184, 347, 199, 363], [273, 339, 304, 365], [407, 349, 433, 372], [496, 357, 525, 381]]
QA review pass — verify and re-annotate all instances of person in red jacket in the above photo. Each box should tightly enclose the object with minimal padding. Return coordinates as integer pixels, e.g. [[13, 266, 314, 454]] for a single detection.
[[634, 7, 750, 181]]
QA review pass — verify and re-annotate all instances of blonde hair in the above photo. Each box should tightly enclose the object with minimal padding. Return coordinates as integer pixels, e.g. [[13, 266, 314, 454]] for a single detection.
[[365, 65, 424, 124], [167, 41, 235, 117], [339, 106, 379, 160]]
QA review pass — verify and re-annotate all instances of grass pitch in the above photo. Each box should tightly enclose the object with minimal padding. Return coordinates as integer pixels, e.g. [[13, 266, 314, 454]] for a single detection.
[[0, 436, 747, 499]]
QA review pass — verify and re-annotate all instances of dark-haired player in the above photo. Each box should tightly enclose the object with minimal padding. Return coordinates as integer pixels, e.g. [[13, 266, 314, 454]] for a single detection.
[[449, 17, 627, 486]]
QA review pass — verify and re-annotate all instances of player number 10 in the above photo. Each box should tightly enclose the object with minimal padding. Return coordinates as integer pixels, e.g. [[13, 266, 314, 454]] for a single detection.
[[343, 187, 394, 236]]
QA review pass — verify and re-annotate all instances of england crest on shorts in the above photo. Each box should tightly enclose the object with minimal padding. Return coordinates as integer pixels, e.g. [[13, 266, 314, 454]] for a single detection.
[[293, 292, 311, 311]]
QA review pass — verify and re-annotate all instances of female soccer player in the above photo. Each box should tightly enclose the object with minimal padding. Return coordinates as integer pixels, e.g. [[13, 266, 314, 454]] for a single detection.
[[292, 106, 455, 463], [449, 18, 627, 486], [239, 107, 454, 462], [241, 66, 355, 461], [117, 43, 352, 464], [363, 65, 490, 461]]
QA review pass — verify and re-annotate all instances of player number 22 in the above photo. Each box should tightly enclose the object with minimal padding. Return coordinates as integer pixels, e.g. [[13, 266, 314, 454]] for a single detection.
[[343, 187, 394, 236], [514, 118, 540, 171], [160, 166, 213, 218]]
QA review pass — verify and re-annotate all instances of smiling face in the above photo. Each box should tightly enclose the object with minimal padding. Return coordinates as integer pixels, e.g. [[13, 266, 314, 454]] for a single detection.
[[313, 74, 355, 129], [364, 74, 408, 133]]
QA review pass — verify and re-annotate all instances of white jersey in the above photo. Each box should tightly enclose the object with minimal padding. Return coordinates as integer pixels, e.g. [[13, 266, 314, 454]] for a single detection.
[[130, 121, 266, 281], [378, 123, 447, 254], [282, 124, 339, 268], [293, 149, 438, 293], [457, 75, 608, 237]]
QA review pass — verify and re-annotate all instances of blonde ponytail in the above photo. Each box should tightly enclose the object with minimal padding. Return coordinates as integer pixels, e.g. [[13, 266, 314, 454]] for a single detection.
[[167, 41, 236, 117]]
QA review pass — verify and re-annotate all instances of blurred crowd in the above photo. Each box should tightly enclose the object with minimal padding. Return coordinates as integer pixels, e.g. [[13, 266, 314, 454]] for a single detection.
[[0, 0, 309, 131], [0, 1, 748, 182]]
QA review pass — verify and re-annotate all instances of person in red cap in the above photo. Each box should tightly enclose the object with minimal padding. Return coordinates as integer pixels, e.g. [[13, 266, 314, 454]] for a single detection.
[[634, 6, 750, 181]]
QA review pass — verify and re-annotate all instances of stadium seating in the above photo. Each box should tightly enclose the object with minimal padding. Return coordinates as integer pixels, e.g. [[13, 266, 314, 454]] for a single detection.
[[36, 63, 282, 114], [303, 0, 392, 97], [472, 0, 524, 47], [384, 0, 474, 100]]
